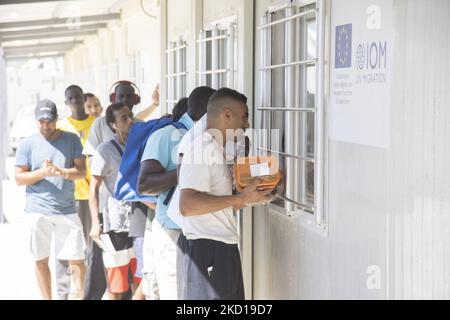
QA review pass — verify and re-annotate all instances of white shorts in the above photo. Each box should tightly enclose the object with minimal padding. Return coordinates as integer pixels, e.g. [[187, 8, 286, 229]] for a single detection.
[[150, 221, 181, 300], [27, 212, 86, 261], [141, 228, 160, 300]]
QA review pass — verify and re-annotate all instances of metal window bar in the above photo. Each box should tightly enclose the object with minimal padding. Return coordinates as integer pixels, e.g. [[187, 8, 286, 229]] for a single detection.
[[257, 107, 315, 112], [258, 1, 324, 221], [258, 9, 316, 30], [285, 5, 296, 214], [211, 28, 220, 89], [166, 44, 188, 53], [227, 24, 235, 88], [277, 195, 315, 213], [260, 15, 269, 151], [258, 58, 316, 71], [266, 16, 272, 150], [197, 69, 229, 75], [196, 34, 228, 43], [166, 72, 188, 78], [256, 147, 315, 163]]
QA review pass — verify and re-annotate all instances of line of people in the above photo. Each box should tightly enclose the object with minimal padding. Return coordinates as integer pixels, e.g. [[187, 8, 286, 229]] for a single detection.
[[15, 81, 276, 300]]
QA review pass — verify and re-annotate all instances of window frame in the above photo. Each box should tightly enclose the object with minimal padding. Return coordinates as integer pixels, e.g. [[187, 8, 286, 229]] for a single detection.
[[197, 16, 237, 89], [166, 38, 188, 112], [257, 0, 326, 229]]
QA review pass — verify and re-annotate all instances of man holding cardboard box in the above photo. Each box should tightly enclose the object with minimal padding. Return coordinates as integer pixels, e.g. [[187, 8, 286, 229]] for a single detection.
[[178, 88, 276, 300]]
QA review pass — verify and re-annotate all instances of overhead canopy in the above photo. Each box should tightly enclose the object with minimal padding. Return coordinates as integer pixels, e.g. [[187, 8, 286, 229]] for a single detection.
[[0, 0, 120, 60]]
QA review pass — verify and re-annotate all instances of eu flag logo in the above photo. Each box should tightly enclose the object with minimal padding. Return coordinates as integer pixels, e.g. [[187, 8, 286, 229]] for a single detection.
[[335, 24, 352, 68]]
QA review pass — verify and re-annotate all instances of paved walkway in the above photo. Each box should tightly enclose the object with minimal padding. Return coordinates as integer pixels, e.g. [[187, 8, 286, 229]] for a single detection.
[[0, 222, 42, 299], [1, 157, 56, 299]]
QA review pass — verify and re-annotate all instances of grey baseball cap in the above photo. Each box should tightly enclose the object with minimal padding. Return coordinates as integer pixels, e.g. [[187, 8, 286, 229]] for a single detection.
[[35, 99, 58, 121]]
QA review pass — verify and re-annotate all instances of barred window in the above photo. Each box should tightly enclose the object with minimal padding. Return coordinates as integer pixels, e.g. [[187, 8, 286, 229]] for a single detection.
[[257, 0, 325, 226], [197, 21, 236, 89], [166, 39, 188, 112]]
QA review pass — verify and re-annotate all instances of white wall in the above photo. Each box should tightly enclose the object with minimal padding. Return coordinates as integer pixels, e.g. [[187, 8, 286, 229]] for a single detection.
[[0, 48, 6, 223], [64, 0, 161, 118], [252, 0, 450, 299], [160, 0, 200, 113]]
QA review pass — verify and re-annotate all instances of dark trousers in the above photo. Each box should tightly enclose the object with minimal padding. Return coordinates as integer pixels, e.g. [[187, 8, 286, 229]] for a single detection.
[[83, 211, 107, 300], [83, 240, 107, 300], [56, 207, 107, 300], [178, 235, 244, 300]]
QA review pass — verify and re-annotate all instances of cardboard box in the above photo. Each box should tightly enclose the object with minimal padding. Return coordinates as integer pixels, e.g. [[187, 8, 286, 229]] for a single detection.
[[234, 156, 281, 192]]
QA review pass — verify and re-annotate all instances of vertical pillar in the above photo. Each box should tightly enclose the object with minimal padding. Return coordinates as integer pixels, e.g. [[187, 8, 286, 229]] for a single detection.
[[160, 0, 169, 115], [211, 27, 219, 89], [167, 41, 175, 112], [190, 0, 203, 91], [240, 0, 255, 301], [0, 47, 7, 224], [315, 0, 325, 227], [226, 24, 235, 88], [176, 39, 183, 100], [198, 30, 206, 86]]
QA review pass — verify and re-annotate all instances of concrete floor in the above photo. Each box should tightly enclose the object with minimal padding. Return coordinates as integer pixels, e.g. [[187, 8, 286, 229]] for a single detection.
[[0, 222, 42, 299], [1, 157, 60, 299]]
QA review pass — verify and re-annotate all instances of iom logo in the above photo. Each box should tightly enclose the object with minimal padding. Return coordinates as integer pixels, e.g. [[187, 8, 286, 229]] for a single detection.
[[335, 24, 352, 68], [356, 42, 387, 70]]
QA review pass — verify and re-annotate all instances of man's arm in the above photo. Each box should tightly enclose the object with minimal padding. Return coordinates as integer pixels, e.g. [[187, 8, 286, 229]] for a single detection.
[[134, 103, 159, 121], [63, 157, 87, 180], [180, 179, 274, 217], [137, 159, 177, 196], [15, 165, 46, 186], [88, 175, 103, 245], [16, 156, 87, 186], [134, 84, 159, 121], [180, 189, 240, 216]]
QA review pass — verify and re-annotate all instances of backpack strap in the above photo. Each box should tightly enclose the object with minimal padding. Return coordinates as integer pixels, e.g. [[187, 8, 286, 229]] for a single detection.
[[163, 187, 176, 206], [171, 122, 188, 131], [162, 121, 187, 206], [110, 139, 123, 157]]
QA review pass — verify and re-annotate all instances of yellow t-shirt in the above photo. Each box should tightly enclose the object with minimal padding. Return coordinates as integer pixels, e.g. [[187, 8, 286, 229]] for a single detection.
[[57, 115, 95, 200]]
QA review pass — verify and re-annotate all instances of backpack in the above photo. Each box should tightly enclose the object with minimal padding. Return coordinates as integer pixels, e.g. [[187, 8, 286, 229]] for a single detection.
[[114, 117, 187, 202]]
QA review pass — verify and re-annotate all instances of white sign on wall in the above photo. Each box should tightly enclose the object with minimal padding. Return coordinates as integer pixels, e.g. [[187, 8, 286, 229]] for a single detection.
[[330, 0, 393, 148]]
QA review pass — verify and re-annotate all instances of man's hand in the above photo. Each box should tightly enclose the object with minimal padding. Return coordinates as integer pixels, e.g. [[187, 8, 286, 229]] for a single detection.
[[134, 84, 160, 121], [39, 160, 62, 177], [45, 160, 65, 177], [273, 170, 285, 196], [90, 222, 102, 247], [234, 179, 274, 210], [152, 84, 160, 105]]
